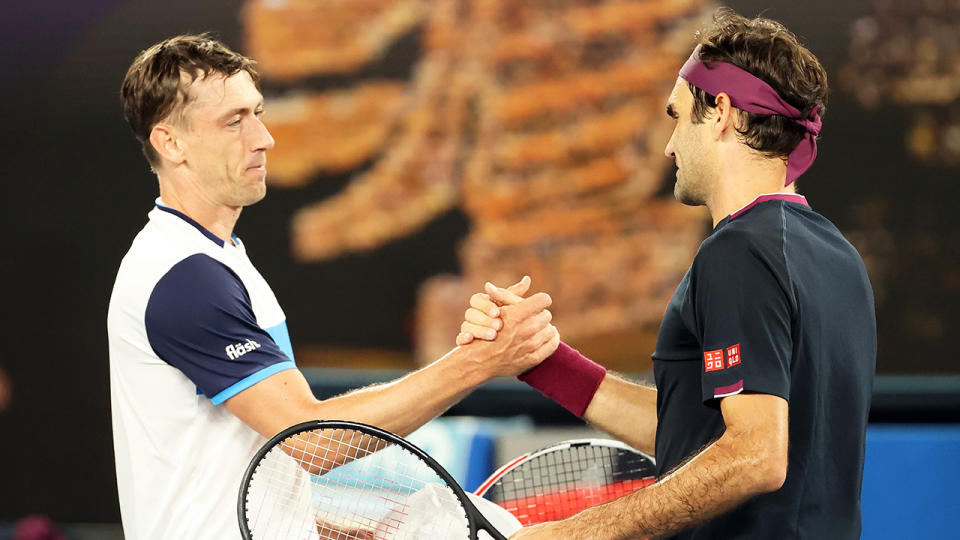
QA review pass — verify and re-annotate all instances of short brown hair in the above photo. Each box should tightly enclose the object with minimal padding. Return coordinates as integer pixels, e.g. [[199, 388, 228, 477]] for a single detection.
[[121, 33, 260, 169], [689, 9, 828, 161]]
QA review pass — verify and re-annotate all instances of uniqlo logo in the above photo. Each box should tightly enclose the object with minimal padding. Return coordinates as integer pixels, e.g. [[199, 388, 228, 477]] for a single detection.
[[726, 344, 741, 367], [704, 350, 724, 372]]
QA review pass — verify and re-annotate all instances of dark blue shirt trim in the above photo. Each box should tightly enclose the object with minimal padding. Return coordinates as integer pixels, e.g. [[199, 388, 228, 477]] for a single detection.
[[155, 200, 225, 247]]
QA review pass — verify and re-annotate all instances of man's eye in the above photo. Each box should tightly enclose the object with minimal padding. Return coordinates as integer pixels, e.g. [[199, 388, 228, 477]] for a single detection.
[[229, 118, 242, 126]]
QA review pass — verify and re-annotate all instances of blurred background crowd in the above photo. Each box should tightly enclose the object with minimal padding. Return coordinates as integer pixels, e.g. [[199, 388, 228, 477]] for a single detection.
[[1, 0, 957, 537]]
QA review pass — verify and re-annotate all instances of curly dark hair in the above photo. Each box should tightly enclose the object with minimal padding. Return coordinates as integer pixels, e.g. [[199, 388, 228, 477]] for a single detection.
[[120, 34, 260, 169], [689, 8, 828, 161]]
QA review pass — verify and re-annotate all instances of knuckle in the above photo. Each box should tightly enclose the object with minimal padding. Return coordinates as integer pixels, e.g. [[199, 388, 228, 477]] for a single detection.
[[522, 320, 539, 338], [515, 324, 529, 339]]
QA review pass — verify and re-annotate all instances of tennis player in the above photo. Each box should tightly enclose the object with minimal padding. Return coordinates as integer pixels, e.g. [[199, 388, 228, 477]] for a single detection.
[[459, 9, 876, 539], [107, 34, 559, 540]]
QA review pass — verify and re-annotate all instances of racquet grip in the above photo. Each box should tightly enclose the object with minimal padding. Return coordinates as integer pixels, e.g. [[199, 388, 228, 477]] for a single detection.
[[518, 341, 606, 417]]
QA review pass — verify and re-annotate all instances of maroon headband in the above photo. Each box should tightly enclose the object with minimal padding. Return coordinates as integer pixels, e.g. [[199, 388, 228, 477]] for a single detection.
[[679, 45, 822, 185]]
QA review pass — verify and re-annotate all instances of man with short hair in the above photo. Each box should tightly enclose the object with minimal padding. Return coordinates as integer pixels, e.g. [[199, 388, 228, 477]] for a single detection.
[[108, 34, 559, 540], [459, 9, 876, 539]]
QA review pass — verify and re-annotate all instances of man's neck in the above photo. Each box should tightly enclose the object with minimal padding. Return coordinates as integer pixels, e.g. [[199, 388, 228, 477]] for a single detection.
[[706, 154, 794, 227], [158, 177, 241, 244]]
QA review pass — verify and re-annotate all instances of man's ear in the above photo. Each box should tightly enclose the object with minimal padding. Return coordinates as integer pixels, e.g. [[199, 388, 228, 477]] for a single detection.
[[149, 123, 186, 166], [712, 92, 736, 139]]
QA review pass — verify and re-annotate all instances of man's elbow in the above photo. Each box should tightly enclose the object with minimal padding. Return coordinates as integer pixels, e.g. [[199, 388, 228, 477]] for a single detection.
[[756, 458, 787, 493], [752, 446, 787, 493], [726, 430, 787, 494]]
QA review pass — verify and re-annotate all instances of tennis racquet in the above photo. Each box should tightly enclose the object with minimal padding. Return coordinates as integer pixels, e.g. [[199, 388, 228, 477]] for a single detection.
[[238, 419, 510, 540], [475, 438, 656, 526]]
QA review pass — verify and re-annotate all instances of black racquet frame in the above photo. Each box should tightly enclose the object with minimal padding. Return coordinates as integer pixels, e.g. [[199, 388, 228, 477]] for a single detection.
[[238, 419, 507, 540]]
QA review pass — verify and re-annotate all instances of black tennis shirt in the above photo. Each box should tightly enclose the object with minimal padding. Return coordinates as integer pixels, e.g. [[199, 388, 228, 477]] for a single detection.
[[652, 194, 876, 539]]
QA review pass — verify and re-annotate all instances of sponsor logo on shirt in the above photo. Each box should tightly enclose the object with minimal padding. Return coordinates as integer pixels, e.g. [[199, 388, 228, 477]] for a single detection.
[[225, 339, 261, 360], [704, 349, 724, 372], [704, 344, 742, 372], [726, 344, 741, 367]]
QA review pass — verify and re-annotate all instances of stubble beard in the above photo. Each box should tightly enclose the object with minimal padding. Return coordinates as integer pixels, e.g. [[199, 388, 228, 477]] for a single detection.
[[237, 182, 267, 207], [225, 169, 268, 208], [673, 170, 708, 207]]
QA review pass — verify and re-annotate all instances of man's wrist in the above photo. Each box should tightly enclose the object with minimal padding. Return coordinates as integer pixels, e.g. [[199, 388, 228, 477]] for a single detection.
[[444, 345, 494, 389], [518, 341, 606, 417]]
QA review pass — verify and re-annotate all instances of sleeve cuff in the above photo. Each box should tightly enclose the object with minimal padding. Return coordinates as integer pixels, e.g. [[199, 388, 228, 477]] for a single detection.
[[210, 361, 297, 405]]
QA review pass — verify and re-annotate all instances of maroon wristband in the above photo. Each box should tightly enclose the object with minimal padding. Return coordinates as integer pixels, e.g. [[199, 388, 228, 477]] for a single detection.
[[517, 341, 606, 417]]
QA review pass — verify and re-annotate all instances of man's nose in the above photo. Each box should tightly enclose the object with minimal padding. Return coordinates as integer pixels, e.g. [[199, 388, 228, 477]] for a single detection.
[[253, 117, 275, 152]]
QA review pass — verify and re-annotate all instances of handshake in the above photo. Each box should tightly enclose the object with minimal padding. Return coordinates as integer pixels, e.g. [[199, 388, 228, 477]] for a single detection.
[[451, 276, 606, 418]]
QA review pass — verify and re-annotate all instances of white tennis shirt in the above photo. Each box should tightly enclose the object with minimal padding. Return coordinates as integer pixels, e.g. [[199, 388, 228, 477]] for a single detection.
[[108, 201, 298, 539]]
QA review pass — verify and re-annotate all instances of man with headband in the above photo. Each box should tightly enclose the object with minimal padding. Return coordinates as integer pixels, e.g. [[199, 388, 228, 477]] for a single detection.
[[458, 8, 876, 539]]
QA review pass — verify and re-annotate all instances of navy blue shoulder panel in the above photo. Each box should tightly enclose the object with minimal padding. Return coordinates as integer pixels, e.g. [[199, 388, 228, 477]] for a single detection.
[[145, 253, 294, 404]]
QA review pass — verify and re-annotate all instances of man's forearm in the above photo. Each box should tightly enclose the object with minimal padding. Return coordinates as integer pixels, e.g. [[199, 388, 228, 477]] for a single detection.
[[559, 428, 784, 539], [228, 347, 491, 440], [326, 292, 558, 436], [583, 373, 658, 455], [311, 346, 487, 437], [228, 292, 559, 440]]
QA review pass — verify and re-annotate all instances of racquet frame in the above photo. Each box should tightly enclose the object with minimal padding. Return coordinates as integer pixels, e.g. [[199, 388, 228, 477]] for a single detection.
[[238, 419, 507, 540], [475, 438, 656, 527]]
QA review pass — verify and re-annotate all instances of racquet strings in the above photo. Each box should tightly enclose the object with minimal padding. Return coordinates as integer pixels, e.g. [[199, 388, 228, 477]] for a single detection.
[[243, 427, 471, 539], [483, 443, 656, 525]]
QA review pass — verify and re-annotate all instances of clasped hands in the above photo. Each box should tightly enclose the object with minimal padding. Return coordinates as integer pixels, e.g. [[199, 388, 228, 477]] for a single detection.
[[455, 276, 560, 380]]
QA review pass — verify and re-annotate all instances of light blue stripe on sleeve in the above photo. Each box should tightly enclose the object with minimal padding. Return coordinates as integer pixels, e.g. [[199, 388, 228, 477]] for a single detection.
[[265, 321, 295, 363], [210, 361, 297, 405]]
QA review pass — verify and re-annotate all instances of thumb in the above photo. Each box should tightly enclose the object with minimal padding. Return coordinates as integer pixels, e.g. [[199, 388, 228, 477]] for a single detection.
[[485, 281, 525, 306], [506, 275, 532, 297]]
